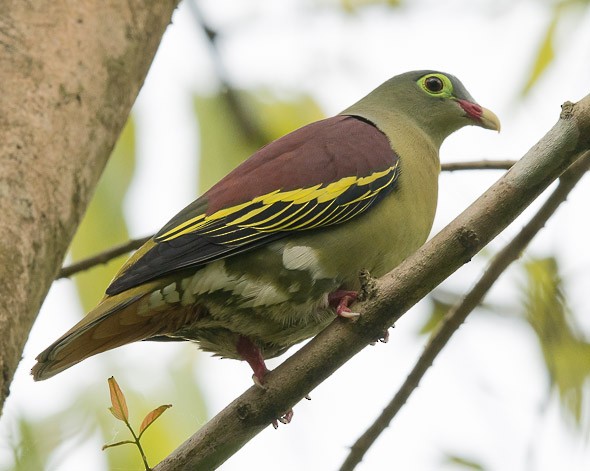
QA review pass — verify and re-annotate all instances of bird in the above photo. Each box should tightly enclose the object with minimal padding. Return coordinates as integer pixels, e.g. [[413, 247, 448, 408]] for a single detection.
[[32, 70, 500, 397]]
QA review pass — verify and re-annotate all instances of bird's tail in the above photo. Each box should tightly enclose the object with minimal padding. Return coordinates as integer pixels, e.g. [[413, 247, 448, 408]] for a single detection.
[[31, 279, 193, 381]]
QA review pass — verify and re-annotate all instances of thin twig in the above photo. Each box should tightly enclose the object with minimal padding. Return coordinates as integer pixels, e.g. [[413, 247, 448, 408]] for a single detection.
[[56, 235, 151, 279], [188, 0, 267, 146], [441, 159, 516, 171], [339, 151, 590, 471]]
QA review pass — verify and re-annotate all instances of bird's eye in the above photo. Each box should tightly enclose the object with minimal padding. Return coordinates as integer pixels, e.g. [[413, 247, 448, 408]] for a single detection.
[[424, 76, 444, 93], [417, 73, 453, 97]]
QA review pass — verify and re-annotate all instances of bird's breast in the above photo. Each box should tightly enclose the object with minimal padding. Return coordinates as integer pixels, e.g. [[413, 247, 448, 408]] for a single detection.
[[290, 139, 440, 287]]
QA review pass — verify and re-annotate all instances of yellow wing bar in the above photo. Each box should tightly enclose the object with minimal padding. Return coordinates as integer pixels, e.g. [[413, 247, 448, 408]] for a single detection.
[[156, 164, 398, 243]]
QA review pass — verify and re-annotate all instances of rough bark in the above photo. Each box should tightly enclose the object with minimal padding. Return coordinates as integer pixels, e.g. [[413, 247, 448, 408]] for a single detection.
[[154, 96, 590, 470], [0, 0, 179, 412]]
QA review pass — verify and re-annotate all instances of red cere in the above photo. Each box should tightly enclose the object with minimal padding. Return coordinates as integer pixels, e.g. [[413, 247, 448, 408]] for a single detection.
[[457, 99, 483, 121]]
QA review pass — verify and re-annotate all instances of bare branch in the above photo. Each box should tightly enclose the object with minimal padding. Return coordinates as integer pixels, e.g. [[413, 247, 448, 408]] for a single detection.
[[441, 159, 516, 171], [153, 96, 590, 470], [340, 150, 590, 471], [188, 0, 268, 146], [57, 236, 151, 279]]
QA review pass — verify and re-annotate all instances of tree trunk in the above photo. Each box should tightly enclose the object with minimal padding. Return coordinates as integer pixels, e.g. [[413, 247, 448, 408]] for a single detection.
[[0, 0, 180, 412]]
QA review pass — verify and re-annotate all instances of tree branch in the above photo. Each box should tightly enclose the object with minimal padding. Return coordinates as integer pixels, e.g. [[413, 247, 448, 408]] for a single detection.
[[340, 150, 590, 471], [0, 0, 180, 411], [55, 160, 518, 279], [441, 159, 516, 171], [57, 236, 151, 280], [188, 0, 268, 146], [153, 97, 590, 470]]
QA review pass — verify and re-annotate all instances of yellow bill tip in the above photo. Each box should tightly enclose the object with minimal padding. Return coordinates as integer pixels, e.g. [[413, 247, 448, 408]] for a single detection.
[[479, 106, 501, 132]]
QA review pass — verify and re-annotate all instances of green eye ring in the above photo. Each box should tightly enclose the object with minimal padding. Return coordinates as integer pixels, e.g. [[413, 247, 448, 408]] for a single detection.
[[418, 73, 454, 97]]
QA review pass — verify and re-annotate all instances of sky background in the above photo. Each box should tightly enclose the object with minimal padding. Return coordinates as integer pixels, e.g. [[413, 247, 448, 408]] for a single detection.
[[2, 1, 590, 470]]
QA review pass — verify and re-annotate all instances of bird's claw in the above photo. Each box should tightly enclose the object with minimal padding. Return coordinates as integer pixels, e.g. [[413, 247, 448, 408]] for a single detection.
[[329, 290, 360, 321], [337, 307, 360, 320], [370, 329, 390, 346], [252, 373, 266, 389], [272, 409, 294, 429]]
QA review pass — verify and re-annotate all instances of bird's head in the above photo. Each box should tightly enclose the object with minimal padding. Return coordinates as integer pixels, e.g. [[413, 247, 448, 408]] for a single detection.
[[343, 70, 500, 149]]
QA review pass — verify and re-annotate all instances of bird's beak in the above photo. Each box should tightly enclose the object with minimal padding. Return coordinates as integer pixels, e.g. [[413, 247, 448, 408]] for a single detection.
[[456, 99, 501, 132], [478, 106, 501, 132]]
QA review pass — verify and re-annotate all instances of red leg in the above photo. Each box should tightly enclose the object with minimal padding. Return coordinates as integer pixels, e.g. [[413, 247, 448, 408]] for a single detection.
[[328, 290, 360, 319], [236, 335, 269, 385], [236, 335, 293, 428]]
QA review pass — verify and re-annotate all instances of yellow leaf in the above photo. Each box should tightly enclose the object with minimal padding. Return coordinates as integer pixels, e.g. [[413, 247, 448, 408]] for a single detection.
[[522, 9, 560, 95], [107, 376, 129, 422], [138, 404, 172, 438]]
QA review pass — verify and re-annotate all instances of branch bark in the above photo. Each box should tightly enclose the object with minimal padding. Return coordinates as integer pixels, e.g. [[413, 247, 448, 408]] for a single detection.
[[440, 159, 516, 171], [340, 150, 590, 471], [154, 96, 590, 470], [0, 0, 179, 412], [57, 235, 151, 279]]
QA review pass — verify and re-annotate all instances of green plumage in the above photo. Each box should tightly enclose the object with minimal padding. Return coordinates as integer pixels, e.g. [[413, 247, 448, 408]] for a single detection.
[[32, 70, 500, 382]]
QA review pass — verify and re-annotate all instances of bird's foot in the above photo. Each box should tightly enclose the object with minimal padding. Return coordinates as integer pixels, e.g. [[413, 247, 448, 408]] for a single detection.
[[236, 335, 294, 428], [272, 409, 294, 429], [370, 329, 390, 346], [328, 290, 360, 320]]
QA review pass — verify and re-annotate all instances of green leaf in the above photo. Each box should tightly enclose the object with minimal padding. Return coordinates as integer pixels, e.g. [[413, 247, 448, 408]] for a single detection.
[[522, 257, 590, 428], [5, 406, 96, 471], [419, 288, 500, 335], [523, 0, 590, 94], [10, 418, 45, 471], [339, 0, 401, 12], [194, 93, 260, 194], [194, 89, 324, 194], [444, 454, 486, 470], [69, 118, 136, 311], [419, 296, 455, 335], [250, 91, 325, 139], [522, 9, 560, 95]]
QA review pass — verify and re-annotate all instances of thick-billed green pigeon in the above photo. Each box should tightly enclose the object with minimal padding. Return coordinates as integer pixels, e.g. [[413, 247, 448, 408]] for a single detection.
[[32, 71, 500, 401]]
